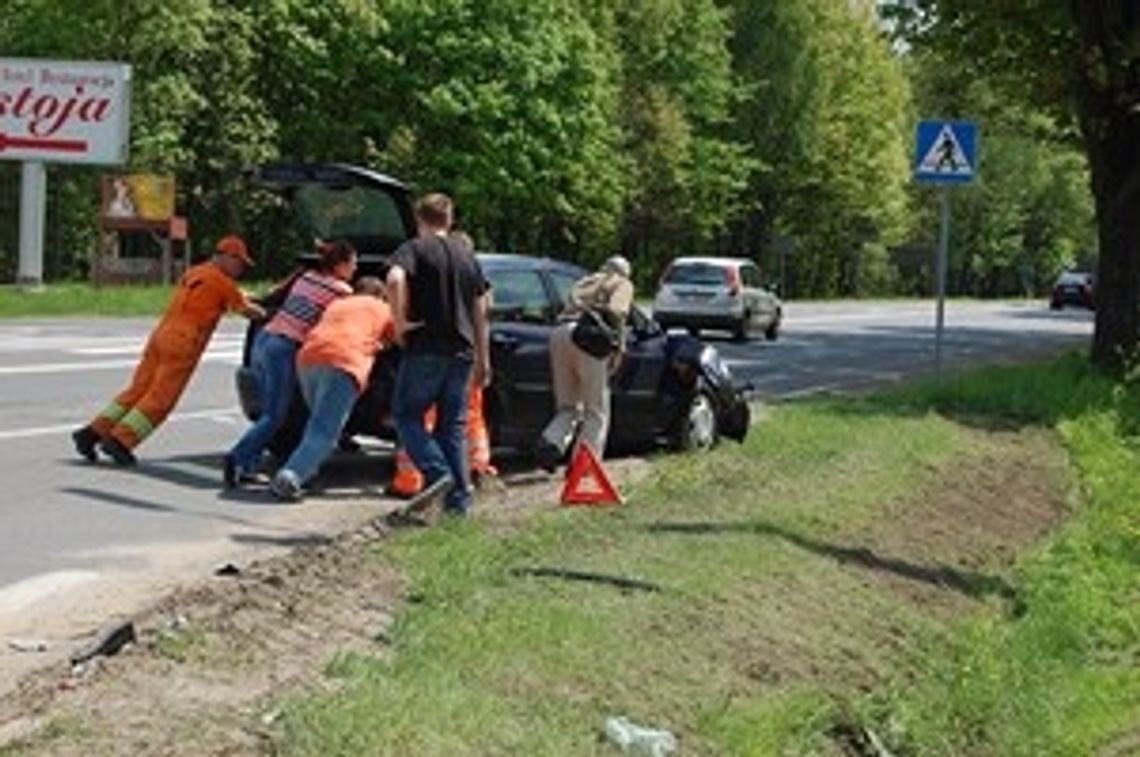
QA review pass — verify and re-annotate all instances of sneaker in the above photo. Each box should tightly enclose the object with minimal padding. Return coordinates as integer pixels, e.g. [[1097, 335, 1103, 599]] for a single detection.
[[534, 441, 561, 474], [99, 437, 137, 467], [270, 469, 302, 502], [71, 426, 101, 462], [239, 471, 270, 486]]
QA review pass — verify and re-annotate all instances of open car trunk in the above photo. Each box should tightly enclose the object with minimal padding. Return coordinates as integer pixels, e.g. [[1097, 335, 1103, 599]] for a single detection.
[[247, 163, 415, 270]]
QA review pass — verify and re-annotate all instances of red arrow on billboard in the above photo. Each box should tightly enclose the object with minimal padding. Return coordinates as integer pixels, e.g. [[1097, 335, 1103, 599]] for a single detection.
[[0, 132, 88, 153]]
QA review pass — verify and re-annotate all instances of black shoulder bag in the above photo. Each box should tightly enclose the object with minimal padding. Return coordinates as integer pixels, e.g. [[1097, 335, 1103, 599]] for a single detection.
[[571, 308, 618, 359]]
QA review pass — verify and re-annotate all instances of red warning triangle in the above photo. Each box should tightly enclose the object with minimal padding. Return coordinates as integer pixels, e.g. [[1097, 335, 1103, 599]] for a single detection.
[[560, 443, 622, 506]]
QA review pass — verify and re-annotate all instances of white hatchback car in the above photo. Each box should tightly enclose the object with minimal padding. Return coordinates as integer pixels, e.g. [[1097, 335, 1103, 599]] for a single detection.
[[653, 256, 782, 341]]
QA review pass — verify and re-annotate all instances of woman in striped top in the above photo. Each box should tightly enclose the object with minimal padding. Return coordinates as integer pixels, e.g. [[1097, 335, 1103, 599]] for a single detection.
[[224, 242, 357, 487]]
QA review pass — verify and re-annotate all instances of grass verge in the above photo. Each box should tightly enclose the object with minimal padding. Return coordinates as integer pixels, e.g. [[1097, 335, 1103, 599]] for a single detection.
[[0, 281, 274, 318], [0, 283, 172, 318], [269, 353, 1138, 755], [852, 353, 1140, 755]]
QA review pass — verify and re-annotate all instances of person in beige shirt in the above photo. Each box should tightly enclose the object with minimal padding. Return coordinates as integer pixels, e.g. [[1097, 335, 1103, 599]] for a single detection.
[[536, 255, 634, 471]]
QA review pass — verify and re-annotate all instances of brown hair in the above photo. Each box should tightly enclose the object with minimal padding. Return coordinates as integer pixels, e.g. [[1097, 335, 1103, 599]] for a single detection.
[[354, 275, 385, 298], [317, 240, 357, 273], [414, 193, 453, 231]]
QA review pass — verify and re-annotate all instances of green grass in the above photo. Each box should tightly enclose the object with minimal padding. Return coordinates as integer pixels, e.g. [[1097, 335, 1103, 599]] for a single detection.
[[853, 354, 1140, 755], [0, 281, 273, 318], [0, 283, 171, 318], [275, 391, 975, 754], [270, 352, 1140, 755]]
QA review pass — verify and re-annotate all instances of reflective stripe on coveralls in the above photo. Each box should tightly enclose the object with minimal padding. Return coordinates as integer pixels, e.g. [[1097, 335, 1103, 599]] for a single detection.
[[88, 331, 202, 448]]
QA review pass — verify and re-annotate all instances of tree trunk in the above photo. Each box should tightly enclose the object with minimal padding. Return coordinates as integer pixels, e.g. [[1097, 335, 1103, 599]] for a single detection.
[[1072, 1, 1140, 371]]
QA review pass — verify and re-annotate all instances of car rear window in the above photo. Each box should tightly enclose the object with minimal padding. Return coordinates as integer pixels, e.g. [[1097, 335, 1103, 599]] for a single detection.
[[664, 263, 726, 286], [295, 184, 409, 250]]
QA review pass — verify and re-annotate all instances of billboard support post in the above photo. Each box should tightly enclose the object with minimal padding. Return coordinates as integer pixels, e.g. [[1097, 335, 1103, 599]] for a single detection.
[[17, 161, 46, 287]]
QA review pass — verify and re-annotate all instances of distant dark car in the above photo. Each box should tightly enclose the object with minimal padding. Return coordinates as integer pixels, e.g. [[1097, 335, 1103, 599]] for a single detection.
[[236, 163, 750, 461], [1050, 271, 1094, 310]]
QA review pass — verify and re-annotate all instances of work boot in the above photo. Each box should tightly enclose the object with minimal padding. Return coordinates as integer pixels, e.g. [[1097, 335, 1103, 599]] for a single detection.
[[99, 437, 137, 467], [71, 426, 101, 463], [534, 441, 561, 474]]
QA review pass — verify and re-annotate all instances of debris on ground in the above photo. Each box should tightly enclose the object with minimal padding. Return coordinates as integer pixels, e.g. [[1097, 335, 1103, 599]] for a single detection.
[[68, 620, 136, 666], [603, 715, 678, 755]]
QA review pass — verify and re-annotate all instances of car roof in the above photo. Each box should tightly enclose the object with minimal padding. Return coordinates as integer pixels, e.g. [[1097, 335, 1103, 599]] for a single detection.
[[250, 162, 409, 193], [477, 252, 586, 277], [668, 256, 756, 267]]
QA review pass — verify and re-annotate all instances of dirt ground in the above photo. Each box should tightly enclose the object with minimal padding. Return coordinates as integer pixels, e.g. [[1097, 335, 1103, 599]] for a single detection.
[[0, 421, 1072, 756]]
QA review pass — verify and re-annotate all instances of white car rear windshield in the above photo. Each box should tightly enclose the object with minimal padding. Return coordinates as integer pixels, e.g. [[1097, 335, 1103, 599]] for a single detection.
[[664, 263, 726, 286]]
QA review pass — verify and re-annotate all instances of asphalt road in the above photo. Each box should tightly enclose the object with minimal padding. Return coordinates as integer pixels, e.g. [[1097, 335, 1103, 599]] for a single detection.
[[0, 300, 1092, 680]]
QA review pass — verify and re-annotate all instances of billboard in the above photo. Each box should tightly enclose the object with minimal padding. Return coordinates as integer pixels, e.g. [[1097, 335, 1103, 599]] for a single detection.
[[100, 174, 176, 230], [0, 58, 131, 165]]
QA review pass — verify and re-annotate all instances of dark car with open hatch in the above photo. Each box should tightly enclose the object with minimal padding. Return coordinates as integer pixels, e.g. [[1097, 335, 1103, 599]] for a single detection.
[[235, 163, 750, 462]]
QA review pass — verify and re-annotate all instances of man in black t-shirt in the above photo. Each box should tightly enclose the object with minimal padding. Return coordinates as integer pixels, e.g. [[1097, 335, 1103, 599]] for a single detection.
[[386, 193, 491, 516]]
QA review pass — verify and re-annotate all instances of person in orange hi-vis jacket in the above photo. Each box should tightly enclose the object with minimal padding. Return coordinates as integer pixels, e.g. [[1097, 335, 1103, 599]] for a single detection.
[[71, 235, 265, 466], [390, 382, 498, 497]]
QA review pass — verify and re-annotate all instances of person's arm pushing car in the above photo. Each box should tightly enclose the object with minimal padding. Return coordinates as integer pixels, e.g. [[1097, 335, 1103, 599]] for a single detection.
[[473, 290, 492, 388]]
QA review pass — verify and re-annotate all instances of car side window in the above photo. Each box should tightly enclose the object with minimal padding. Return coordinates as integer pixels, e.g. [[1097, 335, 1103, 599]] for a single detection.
[[486, 268, 551, 323], [548, 270, 579, 308], [741, 264, 762, 288]]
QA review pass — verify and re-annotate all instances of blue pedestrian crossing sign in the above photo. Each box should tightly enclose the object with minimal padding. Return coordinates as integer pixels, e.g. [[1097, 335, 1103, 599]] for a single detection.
[[915, 121, 978, 184]]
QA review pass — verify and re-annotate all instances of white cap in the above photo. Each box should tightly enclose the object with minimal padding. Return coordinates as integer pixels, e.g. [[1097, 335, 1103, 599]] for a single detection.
[[602, 255, 631, 278]]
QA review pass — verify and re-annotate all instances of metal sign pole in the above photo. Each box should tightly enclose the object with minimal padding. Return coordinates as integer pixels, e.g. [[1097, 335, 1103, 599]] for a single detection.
[[17, 161, 46, 288], [934, 185, 950, 376]]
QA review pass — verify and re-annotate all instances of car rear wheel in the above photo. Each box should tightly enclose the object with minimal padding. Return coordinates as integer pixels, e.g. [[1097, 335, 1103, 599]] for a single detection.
[[732, 312, 750, 342], [764, 312, 781, 341], [674, 390, 719, 451]]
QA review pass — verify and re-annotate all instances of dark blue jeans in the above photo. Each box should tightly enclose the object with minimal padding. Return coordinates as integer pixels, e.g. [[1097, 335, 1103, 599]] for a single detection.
[[281, 364, 359, 485], [229, 331, 298, 471], [393, 353, 473, 512]]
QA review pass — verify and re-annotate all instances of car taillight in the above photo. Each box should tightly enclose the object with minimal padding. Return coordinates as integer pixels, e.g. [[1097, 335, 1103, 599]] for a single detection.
[[725, 266, 741, 297]]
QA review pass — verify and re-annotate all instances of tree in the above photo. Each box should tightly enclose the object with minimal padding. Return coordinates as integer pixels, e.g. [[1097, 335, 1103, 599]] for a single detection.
[[368, 0, 629, 262], [606, 0, 754, 280], [883, 0, 1140, 370], [0, 0, 279, 269], [727, 0, 913, 297]]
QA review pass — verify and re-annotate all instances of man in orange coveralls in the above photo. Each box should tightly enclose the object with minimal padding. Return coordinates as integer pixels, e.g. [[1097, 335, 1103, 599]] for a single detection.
[[71, 235, 265, 466]]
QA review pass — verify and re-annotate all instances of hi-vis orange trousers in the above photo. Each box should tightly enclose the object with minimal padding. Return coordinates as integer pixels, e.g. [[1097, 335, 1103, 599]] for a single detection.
[[391, 384, 496, 496], [89, 326, 207, 450]]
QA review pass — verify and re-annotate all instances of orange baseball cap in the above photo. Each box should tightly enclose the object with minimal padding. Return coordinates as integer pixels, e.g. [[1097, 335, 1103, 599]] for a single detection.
[[216, 234, 254, 267]]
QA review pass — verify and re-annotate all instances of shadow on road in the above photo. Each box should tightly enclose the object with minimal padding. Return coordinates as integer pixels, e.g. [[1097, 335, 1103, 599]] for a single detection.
[[60, 485, 295, 531], [645, 519, 1017, 602]]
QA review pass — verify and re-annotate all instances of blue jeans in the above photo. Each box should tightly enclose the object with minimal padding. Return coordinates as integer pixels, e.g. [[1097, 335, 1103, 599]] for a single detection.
[[280, 364, 359, 485], [229, 331, 298, 471], [393, 353, 473, 512]]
